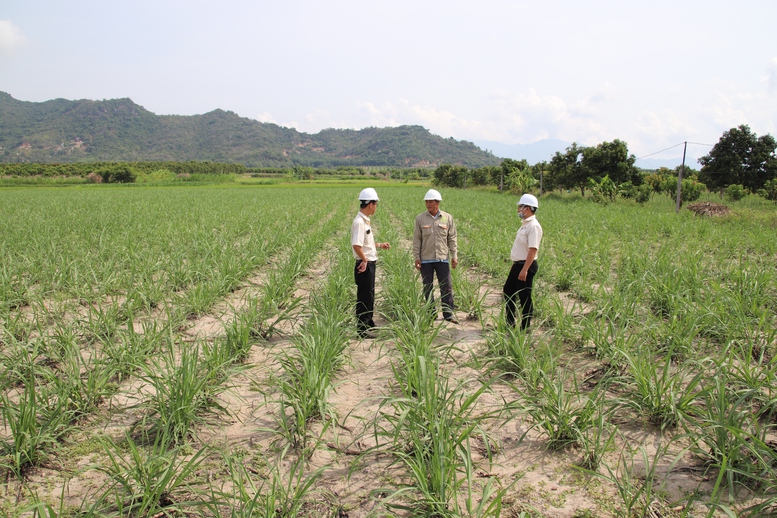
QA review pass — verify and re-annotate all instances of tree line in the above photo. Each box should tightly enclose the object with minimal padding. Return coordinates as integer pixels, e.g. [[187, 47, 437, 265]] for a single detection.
[[432, 125, 777, 204], [0, 162, 247, 182]]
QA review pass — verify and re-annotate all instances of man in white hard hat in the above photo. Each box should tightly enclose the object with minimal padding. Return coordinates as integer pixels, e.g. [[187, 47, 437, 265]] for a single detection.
[[352, 188, 390, 338], [413, 188, 459, 323], [503, 193, 543, 330]]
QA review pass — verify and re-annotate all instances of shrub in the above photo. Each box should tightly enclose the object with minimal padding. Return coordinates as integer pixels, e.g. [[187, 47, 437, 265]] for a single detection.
[[97, 166, 137, 183], [759, 179, 777, 202], [618, 181, 638, 199], [635, 184, 651, 204], [725, 184, 747, 202], [85, 172, 103, 184]]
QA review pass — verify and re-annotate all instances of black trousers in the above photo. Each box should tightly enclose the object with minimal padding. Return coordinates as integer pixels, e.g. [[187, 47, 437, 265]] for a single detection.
[[354, 261, 376, 332], [503, 260, 538, 329], [420, 262, 454, 319]]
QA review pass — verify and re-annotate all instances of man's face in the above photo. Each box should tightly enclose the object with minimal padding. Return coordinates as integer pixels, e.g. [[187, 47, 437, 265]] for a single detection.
[[365, 201, 378, 216], [425, 200, 440, 214]]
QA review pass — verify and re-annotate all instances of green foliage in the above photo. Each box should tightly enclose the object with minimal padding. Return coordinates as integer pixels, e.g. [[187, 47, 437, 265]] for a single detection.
[[291, 166, 314, 180], [502, 158, 537, 193], [699, 124, 777, 192], [758, 178, 777, 201], [0, 93, 499, 168], [98, 165, 137, 183], [0, 377, 72, 477], [433, 163, 469, 188], [725, 183, 747, 201], [617, 180, 638, 199], [0, 160, 246, 178], [680, 176, 704, 203], [635, 184, 652, 203], [582, 139, 640, 186], [549, 142, 586, 195], [588, 174, 617, 204], [660, 174, 704, 204], [87, 433, 211, 516]]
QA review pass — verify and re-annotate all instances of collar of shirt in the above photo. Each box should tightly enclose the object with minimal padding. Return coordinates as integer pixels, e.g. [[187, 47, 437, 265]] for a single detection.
[[522, 215, 536, 225], [358, 212, 371, 224]]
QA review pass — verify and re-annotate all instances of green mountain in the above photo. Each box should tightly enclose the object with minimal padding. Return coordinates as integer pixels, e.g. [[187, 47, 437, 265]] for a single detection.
[[0, 92, 499, 168]]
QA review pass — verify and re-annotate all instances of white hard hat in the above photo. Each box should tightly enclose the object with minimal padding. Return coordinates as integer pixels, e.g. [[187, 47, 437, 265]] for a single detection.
[[358, 188, 379, 201], [424, 189, 442, 201], [518, 193, 538, 209]]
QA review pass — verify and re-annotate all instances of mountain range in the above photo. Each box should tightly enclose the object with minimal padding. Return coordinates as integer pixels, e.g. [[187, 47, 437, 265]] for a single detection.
[[0, 92, 702, 170], [0, 92, 500, 168]]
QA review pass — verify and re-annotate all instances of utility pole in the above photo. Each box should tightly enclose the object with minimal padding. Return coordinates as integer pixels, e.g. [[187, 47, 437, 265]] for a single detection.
[[675, 141, 687, 213]]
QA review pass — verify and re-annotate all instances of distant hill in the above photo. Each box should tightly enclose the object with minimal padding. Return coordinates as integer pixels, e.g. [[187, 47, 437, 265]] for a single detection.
[[0, 92, 500, 168]]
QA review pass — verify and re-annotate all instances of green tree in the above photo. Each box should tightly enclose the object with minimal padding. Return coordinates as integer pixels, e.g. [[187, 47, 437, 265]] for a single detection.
[[97, 165, 136, 183], [549, 143, 587, 195], [499, 158, 534, 193], [432, 164, 468, 188], [469, 166, 494, 186], [581, 139, 640, 186], [698, 124, 777, 192]]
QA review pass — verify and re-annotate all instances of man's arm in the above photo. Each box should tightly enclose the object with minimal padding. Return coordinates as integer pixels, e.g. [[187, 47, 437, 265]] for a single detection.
[[353, 245, 368, 272], [518, 247, 537, 281], [412, 215, 423, 270], [448, 214, 458, 269]]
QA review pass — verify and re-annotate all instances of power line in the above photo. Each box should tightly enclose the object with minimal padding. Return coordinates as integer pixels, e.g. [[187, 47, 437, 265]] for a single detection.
[[637, 141, 715, 160], [636, 143, 684, 160]]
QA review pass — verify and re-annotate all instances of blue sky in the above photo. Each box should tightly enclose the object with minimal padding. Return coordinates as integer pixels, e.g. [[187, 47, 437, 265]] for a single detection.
[[1, 0, 775, 163]]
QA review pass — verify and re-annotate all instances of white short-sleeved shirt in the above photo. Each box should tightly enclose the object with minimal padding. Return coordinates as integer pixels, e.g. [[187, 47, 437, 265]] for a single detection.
[[351, 212, 378, 261], [510, 215, 543, 262]]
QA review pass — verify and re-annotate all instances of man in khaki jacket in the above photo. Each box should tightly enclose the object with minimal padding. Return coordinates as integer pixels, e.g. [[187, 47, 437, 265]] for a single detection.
[[413, 189, 459, 323]]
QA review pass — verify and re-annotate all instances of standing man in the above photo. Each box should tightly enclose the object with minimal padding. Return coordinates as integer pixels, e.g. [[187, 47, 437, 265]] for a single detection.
[[413, 189, 459, 323], [352, 188, 390, 339], [503, 193, 543, 330]]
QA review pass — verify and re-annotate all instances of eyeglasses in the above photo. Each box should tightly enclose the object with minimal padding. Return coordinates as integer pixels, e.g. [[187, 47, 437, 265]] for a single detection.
[[518, 204, 526, 209]]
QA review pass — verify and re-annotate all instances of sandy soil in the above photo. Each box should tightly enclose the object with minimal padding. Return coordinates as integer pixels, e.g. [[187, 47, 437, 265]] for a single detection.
[[1, 240, 725, 518]]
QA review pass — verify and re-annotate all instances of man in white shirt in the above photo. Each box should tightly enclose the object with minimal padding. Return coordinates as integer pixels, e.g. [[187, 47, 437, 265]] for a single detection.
[[351, 188, 390, 338], [503, 193, 543, 330]]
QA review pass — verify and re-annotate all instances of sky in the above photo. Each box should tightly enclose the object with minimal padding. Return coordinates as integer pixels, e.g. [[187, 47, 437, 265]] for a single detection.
[[1, 0, 776, 163]]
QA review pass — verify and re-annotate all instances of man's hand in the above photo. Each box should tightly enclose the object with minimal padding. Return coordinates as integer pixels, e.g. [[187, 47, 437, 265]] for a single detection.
[[357, 260, 368, 273], [451, 258, 458, 269], [414, 259, 421, 270]]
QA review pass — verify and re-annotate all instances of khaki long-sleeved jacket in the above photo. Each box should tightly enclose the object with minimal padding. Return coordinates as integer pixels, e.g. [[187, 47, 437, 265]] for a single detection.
[[412, 210, 458, 262]]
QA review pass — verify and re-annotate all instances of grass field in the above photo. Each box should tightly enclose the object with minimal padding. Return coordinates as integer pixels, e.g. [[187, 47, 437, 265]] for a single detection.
[[1, 183, 776, 517]]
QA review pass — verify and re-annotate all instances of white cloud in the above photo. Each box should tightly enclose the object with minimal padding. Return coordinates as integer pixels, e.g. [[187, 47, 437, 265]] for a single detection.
[[767, 57, 777, 93], [628, 110, 696, 153], [0, 20, 27, 55]]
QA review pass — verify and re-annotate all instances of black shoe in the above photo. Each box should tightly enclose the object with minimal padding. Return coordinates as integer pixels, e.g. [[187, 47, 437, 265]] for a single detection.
[[444, 317, 460, 324], [358, 331, 376, 339]]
